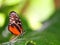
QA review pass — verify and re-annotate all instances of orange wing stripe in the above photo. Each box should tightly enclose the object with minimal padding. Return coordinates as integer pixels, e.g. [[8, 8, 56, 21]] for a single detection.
[[9, 26, 20, 35]]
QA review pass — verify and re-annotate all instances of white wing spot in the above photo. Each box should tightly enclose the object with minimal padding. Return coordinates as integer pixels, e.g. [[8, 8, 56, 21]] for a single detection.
[[13, 21, 15, 23], [11, 18, 14, 19], [16, 18, 18, 20], [20, 23, 21, 24], [10, 19, 12, 22]]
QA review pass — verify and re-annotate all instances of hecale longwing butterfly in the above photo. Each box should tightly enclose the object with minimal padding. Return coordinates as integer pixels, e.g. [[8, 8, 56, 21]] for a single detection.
[[8, 11, 24, 41]]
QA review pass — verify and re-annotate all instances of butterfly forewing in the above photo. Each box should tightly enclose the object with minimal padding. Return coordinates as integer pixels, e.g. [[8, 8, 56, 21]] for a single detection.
[[8, 11, 23, 36]]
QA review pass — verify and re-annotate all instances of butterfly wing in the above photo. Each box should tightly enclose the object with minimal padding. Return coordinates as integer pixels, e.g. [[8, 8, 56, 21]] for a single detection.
[[8, 11, 23, 36]]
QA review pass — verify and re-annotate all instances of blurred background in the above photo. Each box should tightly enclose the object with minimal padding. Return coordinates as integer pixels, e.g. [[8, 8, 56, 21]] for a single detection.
[[0, 0, 60, 45]]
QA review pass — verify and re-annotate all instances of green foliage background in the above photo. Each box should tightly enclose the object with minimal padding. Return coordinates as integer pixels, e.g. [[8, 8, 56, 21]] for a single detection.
[[0, 0, 60, 45]]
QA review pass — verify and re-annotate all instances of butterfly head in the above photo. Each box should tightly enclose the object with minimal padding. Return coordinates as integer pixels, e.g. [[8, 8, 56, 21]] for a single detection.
[[9, 11, 18, 19]]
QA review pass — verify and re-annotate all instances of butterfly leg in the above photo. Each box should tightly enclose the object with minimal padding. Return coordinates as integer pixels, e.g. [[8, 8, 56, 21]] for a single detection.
[[9, 35, 20, 42], [19, 31, 25, 38]]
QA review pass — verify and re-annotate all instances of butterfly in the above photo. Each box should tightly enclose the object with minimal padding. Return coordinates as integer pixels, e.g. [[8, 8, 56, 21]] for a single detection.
[[8, 11, 24, 41]]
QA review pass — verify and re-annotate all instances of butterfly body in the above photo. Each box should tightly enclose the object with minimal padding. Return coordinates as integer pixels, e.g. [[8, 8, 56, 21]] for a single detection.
[[8, 11, 23, 36]]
